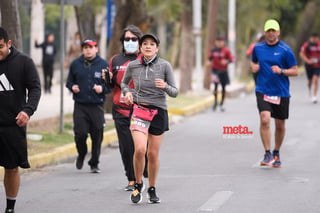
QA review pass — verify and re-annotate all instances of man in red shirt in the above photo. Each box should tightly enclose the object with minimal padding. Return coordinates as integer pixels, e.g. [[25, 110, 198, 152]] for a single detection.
[[300, 32, 320, 103], [207, 36, 235, 111]]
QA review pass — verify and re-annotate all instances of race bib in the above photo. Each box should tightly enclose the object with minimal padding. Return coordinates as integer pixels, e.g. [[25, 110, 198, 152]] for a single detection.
[[130, 104, 158, 134], [263, 95, 281, 105]]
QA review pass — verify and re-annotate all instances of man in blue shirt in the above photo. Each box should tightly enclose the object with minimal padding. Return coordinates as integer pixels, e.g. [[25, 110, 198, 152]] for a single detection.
[[251, 19, 298, 168]]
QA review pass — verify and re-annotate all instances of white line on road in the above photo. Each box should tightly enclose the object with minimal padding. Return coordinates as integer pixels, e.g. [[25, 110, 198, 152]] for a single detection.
[[198, 191, 234, 212]]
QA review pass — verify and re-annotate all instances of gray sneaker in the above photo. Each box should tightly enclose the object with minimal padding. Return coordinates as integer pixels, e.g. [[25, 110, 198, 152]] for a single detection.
[[90, 166, 101, 173], [124, 184, 135, 191]]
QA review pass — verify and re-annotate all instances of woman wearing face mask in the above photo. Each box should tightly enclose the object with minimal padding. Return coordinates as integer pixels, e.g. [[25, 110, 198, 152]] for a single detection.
[[106, 25, 144, 191]]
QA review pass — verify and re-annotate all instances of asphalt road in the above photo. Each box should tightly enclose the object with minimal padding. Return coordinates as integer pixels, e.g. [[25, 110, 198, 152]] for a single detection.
[[2, 74, 320, 213]]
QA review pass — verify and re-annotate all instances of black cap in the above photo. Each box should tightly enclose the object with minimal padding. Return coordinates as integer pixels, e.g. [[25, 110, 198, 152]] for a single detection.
[[140, 33, 160, 46]]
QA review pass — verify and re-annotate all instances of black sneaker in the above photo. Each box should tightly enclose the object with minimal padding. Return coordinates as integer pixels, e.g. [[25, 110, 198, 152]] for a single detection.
[[147, 187, 161, 204], [130, 182, 145, 204], [5, 209, 15, 213], [124, 184, 135, 191], [90, 166, 101, 173], [212, 103, 217, 111], [76, 156, 84, 170]]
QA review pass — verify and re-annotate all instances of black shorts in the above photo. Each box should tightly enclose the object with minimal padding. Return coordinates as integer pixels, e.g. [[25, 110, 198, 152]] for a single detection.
[[133, 104, 169, 135], [256, 92, 290, 120], [212, 69, 230, 86], [305, 64, 313, 80], [0, 126, 30, 169]]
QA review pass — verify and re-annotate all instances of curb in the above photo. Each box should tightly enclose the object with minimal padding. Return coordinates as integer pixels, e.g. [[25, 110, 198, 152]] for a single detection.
[[0, 129, 118, 179], [168, 96, 214, 116]]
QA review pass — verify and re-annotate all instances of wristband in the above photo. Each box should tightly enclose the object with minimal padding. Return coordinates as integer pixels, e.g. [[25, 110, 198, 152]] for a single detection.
[[281, 69, 286, 75]]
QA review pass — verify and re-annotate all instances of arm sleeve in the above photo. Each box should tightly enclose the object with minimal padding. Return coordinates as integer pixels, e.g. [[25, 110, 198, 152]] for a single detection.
[[66, 64, 75, 92], [23, 58, 41, 117], [120, 64, 132, 95], [163, 62, 178, 98]]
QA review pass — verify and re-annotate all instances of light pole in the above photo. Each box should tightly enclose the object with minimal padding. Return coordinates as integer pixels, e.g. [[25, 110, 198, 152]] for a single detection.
[[193, 0, 202, 92], [41, 0, 84, 133], [228, 0, 236, 81]]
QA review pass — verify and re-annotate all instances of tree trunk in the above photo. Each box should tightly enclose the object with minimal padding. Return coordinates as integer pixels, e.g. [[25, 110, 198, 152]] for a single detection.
[[0, 0, 22, 50], [170, 22, 181, 68], [295, 1, 320, 60], [178, 0, 194, 93], [106, 0, 149, 59], [74, 3, 96, 40], [203, 0, 219, 90]]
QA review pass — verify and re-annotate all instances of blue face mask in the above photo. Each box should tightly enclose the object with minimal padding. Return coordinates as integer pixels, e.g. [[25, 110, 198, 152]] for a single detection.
[[124, 40, 139, 53]]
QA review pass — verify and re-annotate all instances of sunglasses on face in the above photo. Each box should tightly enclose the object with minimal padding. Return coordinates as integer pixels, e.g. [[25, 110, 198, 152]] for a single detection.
[[124, 37, 138, 42]]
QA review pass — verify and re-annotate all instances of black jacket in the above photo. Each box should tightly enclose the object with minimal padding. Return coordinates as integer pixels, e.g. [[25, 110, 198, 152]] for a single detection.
[[35, 40, 56, 65], [0, 47, 41, 126], [66, 55, 112, 104]]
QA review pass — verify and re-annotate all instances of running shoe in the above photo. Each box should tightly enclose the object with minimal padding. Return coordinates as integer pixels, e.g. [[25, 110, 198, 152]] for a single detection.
[[220, 105, 225, 112], [147, 187, 161, 204], [131, 182, 145, 204], [272, 153, 282, 168], [212, 103, 217, 111], [124, 184, 135, 191], [90, 166, 101, 173], [312, 96, 318, 104], [260, 152, 274, 166], [76, 156, 84, 170]]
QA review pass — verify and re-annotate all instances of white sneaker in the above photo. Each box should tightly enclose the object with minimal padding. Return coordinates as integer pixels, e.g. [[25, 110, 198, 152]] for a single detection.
[[312, 96, 318, 104]]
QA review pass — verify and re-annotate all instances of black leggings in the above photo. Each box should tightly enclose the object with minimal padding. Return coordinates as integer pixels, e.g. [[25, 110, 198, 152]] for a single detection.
[[213, 83, 226, 106], [73, 103, 105, 167]]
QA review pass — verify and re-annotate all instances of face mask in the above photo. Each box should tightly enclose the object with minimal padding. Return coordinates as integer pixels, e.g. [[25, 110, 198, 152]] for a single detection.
[[124, 40, 139, 53]]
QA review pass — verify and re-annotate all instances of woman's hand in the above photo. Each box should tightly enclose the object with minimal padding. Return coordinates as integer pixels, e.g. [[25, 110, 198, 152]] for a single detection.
[[124, 92, 134, 105], [155, 78, 166, 89]]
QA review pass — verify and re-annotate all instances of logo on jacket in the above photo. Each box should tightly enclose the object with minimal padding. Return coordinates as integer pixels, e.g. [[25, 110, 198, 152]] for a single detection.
[[0, 74, 14, 91]]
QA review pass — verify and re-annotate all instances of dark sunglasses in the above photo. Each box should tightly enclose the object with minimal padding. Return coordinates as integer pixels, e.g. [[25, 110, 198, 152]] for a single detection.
[[124, 37, 138, 42]]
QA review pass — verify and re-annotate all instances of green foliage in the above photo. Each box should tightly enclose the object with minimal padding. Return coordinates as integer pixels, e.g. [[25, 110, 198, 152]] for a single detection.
[[146, 0, 183, 21], [84, 0, 106, 14], [44, 5, 74, 30]]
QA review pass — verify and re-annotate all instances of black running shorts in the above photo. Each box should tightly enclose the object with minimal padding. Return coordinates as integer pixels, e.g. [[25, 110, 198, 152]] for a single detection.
[[256, 92, 290, 120], [0, 126, 30, 169], [133, 104, 169, 136]]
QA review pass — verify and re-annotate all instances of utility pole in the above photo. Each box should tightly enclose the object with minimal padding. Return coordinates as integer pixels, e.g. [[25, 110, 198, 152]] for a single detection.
[[228, 0, 236, 81], [193, 0, 202, 91], [41, 0, 84, 133]]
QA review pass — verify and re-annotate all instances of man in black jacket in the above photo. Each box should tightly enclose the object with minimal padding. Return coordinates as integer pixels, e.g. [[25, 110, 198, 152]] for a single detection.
[[0, 27, 41, 213], [66, 39, 112, 173], [35, 32, 56, 94]]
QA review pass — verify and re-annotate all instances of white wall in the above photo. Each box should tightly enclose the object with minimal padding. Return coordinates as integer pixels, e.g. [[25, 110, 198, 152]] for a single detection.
[[30, 0, 44, 66]]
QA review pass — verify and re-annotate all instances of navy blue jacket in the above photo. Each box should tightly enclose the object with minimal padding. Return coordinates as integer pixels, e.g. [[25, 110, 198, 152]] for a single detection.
[[66, 55, 112, 104]]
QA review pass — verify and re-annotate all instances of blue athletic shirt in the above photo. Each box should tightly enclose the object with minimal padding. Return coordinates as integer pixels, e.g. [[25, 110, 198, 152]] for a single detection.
[[252, 40, 297, 97]]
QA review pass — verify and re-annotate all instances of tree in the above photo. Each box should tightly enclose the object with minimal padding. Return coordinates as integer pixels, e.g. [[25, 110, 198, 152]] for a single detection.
[[0, 0, 22, 50], [178, 0, 194, 93], [106, 0, 150, 59], [146, 0, 183, 58], [203, 0, 219, 90], [75, 3, 96, 40], [295, 0, 320, 59]]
